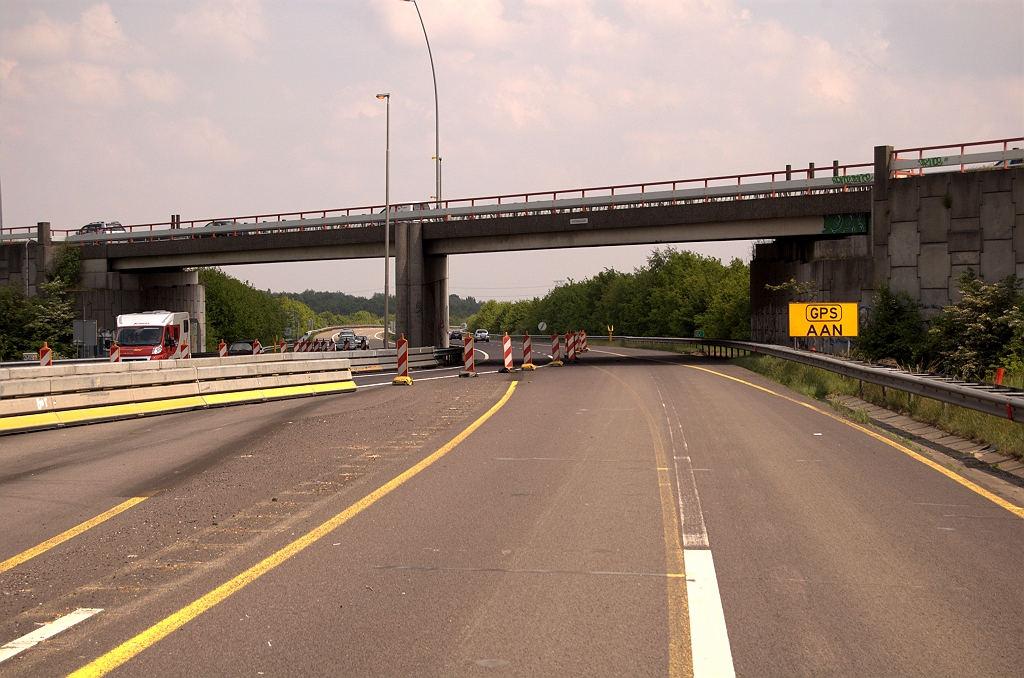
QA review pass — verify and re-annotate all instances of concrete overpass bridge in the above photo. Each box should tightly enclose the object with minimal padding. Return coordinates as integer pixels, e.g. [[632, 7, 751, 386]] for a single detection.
[[3, 138, 1022, 349]]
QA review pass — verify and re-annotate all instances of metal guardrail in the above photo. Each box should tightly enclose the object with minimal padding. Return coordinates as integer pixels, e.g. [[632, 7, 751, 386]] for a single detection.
[[3, 136, 1021, 243], [613, 336, 1024, 422]]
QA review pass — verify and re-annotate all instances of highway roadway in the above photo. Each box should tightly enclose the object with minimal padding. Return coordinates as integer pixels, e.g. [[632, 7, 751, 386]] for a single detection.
[[1, 347, 1022, 677]]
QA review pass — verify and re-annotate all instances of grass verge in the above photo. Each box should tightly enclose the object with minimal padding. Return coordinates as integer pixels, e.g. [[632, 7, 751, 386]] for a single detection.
[[733, 354, 1024, 462]]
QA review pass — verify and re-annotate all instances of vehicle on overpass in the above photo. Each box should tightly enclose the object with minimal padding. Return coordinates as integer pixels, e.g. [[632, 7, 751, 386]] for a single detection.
[[78, 221, 126, 235], [115, 311, 191, 361]]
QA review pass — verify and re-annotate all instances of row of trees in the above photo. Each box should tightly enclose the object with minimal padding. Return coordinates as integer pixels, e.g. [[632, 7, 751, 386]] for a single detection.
[[200, 268, 385, 351], [858, 271, 1024, 381], [0, 245, 81, 360], [466, 248, 750, 339]]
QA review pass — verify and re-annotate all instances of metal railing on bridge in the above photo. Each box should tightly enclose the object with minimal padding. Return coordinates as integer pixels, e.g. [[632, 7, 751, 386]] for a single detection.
[[3, 136, 1021, 245]]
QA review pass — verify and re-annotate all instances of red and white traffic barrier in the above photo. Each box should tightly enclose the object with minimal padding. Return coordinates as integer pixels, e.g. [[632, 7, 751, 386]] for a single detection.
[[279, 340, 287, 353], [218, 340, 228, 358], [109, 342, 120, 363], [460, 336, 476, 377], [393, 333, 413, 385], [39, 342, 52, 367], [500, 333, 513, 372], [579, 331, 589, 352], [252, 339, 262, 355], [566, 332, 576, 361], [522, 332, 536, 370], [550, 333, 563, 365]]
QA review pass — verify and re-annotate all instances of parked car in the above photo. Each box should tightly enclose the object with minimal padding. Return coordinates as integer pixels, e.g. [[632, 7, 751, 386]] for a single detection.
[[474, 328, 490, 343], [227, 340, 264, 355]]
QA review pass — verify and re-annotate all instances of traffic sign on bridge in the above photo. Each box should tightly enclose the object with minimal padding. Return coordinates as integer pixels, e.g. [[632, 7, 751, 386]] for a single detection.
[[789, 303, 858, 337]]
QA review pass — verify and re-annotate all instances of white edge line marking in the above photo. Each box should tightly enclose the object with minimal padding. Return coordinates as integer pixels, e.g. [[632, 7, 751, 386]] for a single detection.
[[684, 550, 736, 678], [0, 608, 102, 663]]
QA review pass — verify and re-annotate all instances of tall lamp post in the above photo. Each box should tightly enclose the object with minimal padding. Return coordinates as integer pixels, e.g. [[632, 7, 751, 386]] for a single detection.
[[376, 93, 391, 348], [401, 0, 441, 208]]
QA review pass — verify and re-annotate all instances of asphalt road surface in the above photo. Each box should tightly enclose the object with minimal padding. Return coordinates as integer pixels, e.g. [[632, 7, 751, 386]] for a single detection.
[[1, 347, 1022, 677]]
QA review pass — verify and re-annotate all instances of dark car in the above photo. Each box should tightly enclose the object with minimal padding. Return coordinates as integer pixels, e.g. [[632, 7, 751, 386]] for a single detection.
[[449, 330, 463, 342], [227, 340, 263, 355]]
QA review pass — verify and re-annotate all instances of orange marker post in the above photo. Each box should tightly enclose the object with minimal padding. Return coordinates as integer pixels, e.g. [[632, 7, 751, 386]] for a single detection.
[[393, 333, 413, 385], [522, 332, 536, 370]]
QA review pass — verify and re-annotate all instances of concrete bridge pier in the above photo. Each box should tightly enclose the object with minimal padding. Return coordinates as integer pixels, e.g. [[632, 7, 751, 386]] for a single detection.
[[77, 259, 206, 351], [395, 221, 449, 348]]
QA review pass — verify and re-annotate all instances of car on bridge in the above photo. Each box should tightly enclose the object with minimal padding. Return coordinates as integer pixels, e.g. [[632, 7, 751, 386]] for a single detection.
[[78, 221, 126, 235]]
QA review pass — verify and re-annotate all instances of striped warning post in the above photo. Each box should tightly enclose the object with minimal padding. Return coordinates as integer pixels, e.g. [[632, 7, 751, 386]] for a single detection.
[[393, 333, 413, 385], [500, 333, 513, 372], [460, 336, 476, 377], [550, 334, 563, 366], [109, 343, 120, 363], [218, 340, 228, 358], [522, 332, 536, 370], [252, 339, 262, 355], [566, 332, 575, 361], [580, 331, 589, 352], [279, 340, 287, 353], [39, 342, 52, 367]]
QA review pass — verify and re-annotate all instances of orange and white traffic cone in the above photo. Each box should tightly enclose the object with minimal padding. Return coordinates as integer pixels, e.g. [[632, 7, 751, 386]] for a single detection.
[[459, 336, 477, 377], [522, 332, 536, 370], [393, 333, 413, 385], [500, 332, 514, 373], [39, 342, 52, 367], [550, 333, 563, 366], [218, 340, 228, 358], [109, 342, 120, 363]]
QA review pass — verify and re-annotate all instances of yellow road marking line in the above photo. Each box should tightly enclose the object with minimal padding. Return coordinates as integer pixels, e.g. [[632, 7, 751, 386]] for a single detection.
[[67, 381, 519, 678], [0, 497, 148, 574], [591, 366, 692, 677], [686, 365, 1024, 520]]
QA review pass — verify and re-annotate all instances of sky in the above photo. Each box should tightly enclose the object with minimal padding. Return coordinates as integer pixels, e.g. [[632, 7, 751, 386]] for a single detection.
[[1, 0, 1021, 301]]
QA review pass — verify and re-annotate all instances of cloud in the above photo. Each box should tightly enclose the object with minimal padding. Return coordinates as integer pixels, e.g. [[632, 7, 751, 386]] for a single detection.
[[127, 68, 184, 103], [173, 0, 268, 60], [1, 4, 138, 63]]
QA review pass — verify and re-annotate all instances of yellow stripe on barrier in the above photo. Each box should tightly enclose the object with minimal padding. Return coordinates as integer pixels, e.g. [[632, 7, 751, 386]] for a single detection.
[[1, 379, 360, 435], [261, 385, 316, 399], [201, 391, 266, 406], [0, 411, 61, 432], [311, 381, 358, 394]]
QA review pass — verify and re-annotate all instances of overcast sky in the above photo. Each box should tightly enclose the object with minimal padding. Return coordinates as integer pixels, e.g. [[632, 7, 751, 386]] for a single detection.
[[1, 0, 1021, 300]]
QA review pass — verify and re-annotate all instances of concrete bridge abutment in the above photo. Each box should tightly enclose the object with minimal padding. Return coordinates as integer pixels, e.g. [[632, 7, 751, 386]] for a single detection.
[[395, 221, 449, 348]]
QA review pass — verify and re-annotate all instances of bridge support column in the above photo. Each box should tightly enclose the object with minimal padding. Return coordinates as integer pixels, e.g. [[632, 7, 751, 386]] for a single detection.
[[395, 221, 449, 348]]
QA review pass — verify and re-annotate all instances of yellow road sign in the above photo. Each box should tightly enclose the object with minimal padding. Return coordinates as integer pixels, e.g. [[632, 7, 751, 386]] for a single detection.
[[788, 303, 858, 337]]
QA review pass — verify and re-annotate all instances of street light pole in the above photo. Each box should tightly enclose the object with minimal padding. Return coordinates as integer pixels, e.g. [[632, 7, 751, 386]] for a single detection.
[[376, 93, 391, 348], [402, 0, 440, 209]]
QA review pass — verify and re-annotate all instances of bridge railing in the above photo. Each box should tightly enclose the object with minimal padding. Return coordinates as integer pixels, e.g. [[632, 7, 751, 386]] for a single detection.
[[5, 136, 1021, 245]]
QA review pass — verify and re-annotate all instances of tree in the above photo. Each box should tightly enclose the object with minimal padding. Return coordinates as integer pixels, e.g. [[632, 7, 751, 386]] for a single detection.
[[856, 284, 927, 365], [928, 271, 1023, 380]]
